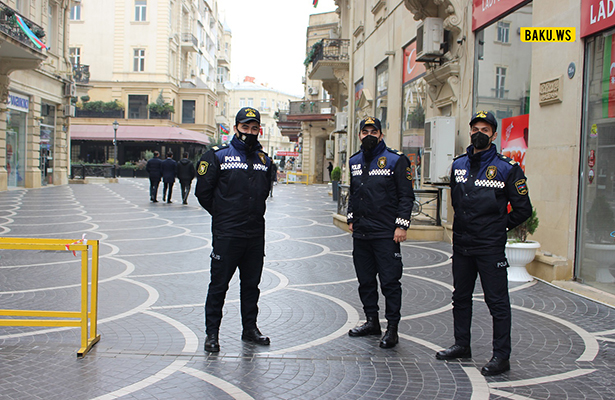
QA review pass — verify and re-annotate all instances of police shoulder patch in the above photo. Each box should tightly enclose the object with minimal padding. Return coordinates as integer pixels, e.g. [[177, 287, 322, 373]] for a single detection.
[[486, 166, 497, 180], [405, 167, 413, 181], [197, 161, 209, 175], [515, 179, 528, 195], [378, 156, 387, 169]]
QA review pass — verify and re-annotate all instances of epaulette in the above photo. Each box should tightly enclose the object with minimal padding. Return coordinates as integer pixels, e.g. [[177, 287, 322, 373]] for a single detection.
[[498, 153, 517, 165], [350, 150, 362, 158], [453, 153, 467, 160], [259, 149, 269, 157], [386, 147, 404, 156], [211, 143, 229, 152]]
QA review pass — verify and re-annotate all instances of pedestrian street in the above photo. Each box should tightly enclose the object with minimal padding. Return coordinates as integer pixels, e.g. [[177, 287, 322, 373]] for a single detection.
[[0, 180, 614, 399]]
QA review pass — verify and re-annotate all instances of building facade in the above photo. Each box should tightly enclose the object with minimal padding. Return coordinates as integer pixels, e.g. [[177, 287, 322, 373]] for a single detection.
[[68, 0, 226, 164], [1, 0, 73, 190]]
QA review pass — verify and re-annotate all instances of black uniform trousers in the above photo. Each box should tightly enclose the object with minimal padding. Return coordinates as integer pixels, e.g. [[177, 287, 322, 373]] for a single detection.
[[205, 235, 265, 335], [452, 251, 511, 359], [180, 179, 192, 203], [352, 238, 403, 323], [149, 178, 160, 201], [162, 181, 174, 202]]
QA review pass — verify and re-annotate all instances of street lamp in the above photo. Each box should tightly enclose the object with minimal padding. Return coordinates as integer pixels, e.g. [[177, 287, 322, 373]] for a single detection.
[[112, 120, 119, 178]]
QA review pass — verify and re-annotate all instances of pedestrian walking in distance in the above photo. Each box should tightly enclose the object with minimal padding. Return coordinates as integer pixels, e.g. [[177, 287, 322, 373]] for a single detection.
[[435, 110, 532, 376], [161, 151, 177, 204], [195, 107, 273, 353], [146, 151, 162, 202], [177, 152, 195, 205], [347, 116, 415, 349]]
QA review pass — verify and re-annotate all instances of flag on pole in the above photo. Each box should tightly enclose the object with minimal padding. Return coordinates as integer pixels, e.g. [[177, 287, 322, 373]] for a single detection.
[[313, 0, 318, 7]]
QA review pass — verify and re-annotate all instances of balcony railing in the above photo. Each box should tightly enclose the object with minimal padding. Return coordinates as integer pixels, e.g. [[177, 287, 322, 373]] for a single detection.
[[75, 109, 125, 119], [181, 33, 198, 47], [289, 100, 333, 116], [0, 2, 46, 53], [311, 39, 350, 67], [73, 64, 90, 84]]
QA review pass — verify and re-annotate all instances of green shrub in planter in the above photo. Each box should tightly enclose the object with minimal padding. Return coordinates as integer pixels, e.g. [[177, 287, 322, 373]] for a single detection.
[[507, 207, 539, 243], [330, 166, 341, 182]]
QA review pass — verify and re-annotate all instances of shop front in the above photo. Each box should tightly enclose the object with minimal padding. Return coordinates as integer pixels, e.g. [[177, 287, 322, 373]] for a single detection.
[[473, 0, 533, 161], [6, 92, 29, 188], [577, 0, 615, 290]]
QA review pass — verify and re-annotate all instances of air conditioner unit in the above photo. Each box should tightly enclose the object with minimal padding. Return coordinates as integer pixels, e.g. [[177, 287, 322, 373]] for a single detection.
[[416, 17, 444, 62], [423, 116, 455, 184], [308, 86, 319, 96], [64, 82, 76, 97], [64, 105, 75, 117], [334, 111, 348, 132]]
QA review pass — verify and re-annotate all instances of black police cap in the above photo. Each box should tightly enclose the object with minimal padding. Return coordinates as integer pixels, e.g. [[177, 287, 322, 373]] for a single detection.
[[235, 107, 261, 125], [470, 110, 498, 132]]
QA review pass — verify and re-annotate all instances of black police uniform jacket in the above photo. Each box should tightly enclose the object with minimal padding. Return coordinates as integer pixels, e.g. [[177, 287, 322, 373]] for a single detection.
[[347, 140, 415, 239], [450, 144, 532, 254], [195, 135, 272, 238]]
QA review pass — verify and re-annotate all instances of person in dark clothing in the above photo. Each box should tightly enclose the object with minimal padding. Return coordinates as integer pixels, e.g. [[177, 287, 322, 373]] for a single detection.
[[145, 151, 162, 202], [435, 110, 532, 376], [177, 152, 196, 205], [195, 107, 273, 353], [346, 116, 415, 349], [161, 151, 177, 203], [327, 161, 333, 180]]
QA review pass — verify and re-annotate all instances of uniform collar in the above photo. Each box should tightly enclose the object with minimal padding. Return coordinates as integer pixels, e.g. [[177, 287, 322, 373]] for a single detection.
[[231, 134, 262, 154], [361, 139, 386, 159], [467, 143, 497, 162]]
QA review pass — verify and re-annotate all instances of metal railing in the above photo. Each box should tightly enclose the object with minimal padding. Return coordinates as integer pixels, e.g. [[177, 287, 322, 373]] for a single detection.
[[312, 38, 350, 67], [73, 64, 90, 84], [71, 164, 117, 179], [0, 237, 100, 357], [182, 32, 198, 47], [337, 186, 442, 226], [0, 2, 46, 53], [289, 100, 333, 115]]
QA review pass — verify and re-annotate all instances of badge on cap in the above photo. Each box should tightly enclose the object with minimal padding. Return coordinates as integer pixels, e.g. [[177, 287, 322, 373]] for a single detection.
[[365, 117, 375, 125], [246, 109, 256, 118], [476, 111, 488, 118]]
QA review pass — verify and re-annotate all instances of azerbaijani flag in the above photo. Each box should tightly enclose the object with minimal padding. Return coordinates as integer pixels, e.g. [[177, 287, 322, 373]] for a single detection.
[[313, 0, 318, 7], [603, 34, 615, 118], [15, 14, 47, 50]]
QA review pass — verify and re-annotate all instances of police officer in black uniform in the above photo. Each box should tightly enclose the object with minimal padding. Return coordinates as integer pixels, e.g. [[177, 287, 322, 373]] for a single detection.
[[436, 111, 532, 376], [347, 116, 415, 348], [195, 107, 273, 353]]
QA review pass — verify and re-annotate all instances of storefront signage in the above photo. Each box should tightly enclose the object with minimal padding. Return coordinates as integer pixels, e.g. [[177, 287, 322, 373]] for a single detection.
[[472, 0, 528, 31], [276, 151, 299, 157], [6, 92, 29, 112], [589, 149, 596, 167], [581, 0, 615, 38], [403, 41, 426, 84], [538, 76, 563, 106]]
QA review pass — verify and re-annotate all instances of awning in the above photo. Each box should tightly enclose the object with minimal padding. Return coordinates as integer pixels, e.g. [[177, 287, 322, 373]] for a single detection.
[[70, 125, 211, 146]]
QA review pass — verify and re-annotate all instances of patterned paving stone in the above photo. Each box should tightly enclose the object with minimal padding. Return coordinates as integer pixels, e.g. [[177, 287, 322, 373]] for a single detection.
[[1, 180, 614, 399]]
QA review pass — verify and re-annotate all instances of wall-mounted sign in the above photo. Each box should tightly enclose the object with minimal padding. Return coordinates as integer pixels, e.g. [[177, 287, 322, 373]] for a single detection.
[[403, 41, 426, 84], [589, 149, 596, 167], [589, 168, 595, 183], [539, 76, 563, 106], [581, 0, 615, 38], [472, 0, 528, 31], [7, 91, 29, 112]]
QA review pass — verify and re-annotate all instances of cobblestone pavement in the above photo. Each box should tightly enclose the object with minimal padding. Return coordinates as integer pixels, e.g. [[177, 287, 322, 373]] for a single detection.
[[0, 179, 614, 399]]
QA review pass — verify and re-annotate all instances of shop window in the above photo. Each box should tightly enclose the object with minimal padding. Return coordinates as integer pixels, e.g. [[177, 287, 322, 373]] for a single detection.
[[577, 34, 615, 291], [182, 100, 195, 124], [135, 0, 147, 22], [497, 21, 510, 43], [128, 95, 148, 119]]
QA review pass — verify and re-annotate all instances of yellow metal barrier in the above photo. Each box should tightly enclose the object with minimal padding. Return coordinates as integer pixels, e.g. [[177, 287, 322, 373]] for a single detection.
[[285, 172, 310, 185], [0, 237, 100, 357]]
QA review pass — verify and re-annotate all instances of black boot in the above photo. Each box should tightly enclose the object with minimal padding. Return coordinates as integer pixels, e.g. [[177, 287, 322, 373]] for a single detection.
[[204, 333, 220, 352], [435, 344, 472, 360], [481, 356, 510, 376], [349, 316, 382, 337], [379, 323, 399, 348], [242, 327, 270, 345]]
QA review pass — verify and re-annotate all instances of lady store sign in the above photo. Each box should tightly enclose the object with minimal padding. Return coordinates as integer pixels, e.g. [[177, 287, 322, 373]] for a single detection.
[[581, 0, 615, 37], [472, 0, 528, 31]]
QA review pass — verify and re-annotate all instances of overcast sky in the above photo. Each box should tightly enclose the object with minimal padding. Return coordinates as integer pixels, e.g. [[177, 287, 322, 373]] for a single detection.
[[220, 0, 338, 97]]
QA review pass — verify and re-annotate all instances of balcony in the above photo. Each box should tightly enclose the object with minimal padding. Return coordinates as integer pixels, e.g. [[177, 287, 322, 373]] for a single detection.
[[287, 100, 334, 122], [181, 33, 199, 52], [73, 64, 90, 84], [0, 2, 47, 70], [276, 112, 301, 142], [307, 39, 349, 82]]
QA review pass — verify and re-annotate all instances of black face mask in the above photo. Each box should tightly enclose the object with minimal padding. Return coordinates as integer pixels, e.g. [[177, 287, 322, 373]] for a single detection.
[[471, 132, 491, 150], [361, 135, 379, 151], [239, 133, 258, 150]]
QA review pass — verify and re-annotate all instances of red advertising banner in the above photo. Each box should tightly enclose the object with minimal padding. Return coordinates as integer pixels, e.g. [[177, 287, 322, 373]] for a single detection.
[[472, 0, 528, 31], [581, 0, 615, 38], [501, 114, 529, 171], [403, 41, 426, 84]]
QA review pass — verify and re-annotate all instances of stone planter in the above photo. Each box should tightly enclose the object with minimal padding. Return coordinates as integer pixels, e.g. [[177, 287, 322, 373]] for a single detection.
[[505, 240, 541, 282], [585, 243, 615, 283]]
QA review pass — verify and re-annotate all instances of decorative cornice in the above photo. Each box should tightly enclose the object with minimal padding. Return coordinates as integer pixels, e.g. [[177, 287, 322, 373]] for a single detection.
[[403, 0, 462, 33]]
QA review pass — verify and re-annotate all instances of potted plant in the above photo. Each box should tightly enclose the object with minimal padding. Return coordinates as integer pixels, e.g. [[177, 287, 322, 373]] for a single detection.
[[148, 91, 175, 118], [505, 207, 540, 282], [331, 166, 341, 201], [584, 195, 615, 283]]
